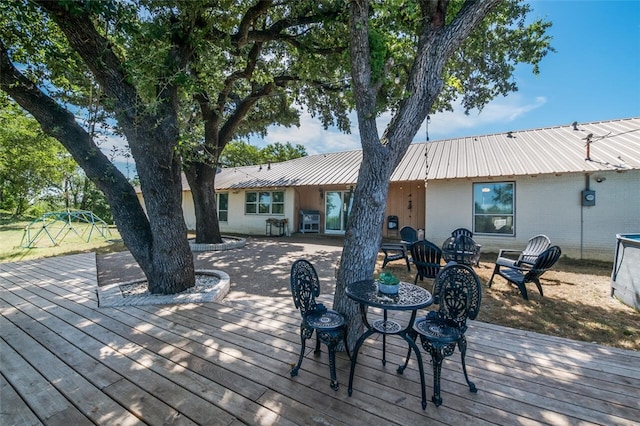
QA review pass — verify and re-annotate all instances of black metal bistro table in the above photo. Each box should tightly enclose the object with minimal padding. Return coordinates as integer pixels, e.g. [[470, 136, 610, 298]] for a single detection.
[[347, 280, 433, 409]]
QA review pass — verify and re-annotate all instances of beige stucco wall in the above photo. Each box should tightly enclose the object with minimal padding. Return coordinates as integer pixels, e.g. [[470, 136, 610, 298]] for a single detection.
[[424, 170, 640, 261], [138, 169, 638, 261], [214, 188, 295, 236]]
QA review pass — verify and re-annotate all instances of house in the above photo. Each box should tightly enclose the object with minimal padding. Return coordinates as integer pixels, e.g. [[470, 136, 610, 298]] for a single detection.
[[162, 117, 640, 261]]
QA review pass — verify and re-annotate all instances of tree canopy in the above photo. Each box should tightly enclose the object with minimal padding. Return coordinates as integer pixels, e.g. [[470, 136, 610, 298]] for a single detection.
[[0, 0, 551, 301], [0, 97, 76, 215], [220, 141, 307, 167]]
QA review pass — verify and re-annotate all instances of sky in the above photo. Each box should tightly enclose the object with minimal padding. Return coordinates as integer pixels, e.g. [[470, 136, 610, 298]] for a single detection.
[[247, 0, 640, 155], [108, 0, 640, 172]]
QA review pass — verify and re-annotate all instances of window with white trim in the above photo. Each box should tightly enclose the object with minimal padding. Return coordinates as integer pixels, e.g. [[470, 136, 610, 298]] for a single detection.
[[473, 182, 514, 235], [216, 193, 228, 221], [245, 191, 284, 215]]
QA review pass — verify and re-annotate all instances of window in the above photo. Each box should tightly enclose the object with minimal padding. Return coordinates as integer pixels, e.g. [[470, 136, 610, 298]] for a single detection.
[[473, 182, 514, 235], [245, 191, 284, 215], [216, 193, 228, 222]]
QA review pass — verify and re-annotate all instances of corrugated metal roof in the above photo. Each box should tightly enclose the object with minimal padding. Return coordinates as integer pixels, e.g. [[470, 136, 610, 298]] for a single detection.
[[209, 117, 640, 190]]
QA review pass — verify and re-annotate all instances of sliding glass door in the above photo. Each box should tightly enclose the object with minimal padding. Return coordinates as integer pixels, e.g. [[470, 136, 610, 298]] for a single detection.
[[325, 190, 353, 234]]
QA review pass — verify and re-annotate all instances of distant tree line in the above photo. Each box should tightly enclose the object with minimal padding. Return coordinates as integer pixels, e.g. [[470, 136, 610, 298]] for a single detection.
[[0, 95, 305, 220], [0, 96, 110, 221]]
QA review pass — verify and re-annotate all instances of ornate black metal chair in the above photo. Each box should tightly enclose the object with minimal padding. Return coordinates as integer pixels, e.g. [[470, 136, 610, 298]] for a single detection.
[[451, 227, 473, 238], [488, 245, 562, 300], [441, 234, 481, 266], [400, 225, 418, 245], [410, 239, 442, 284], [289, 259, 350, 390], [413, 263, 482, 407]]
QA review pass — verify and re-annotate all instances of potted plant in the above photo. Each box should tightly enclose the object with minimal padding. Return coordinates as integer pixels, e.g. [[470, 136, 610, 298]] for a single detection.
[[377, 271, 400, 295]]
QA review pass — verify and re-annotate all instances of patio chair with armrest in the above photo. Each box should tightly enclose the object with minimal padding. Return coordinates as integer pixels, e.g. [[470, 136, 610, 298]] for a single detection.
[[289, 259, 350, 390], [380, 242, 411, 271], [410, 239, 443, 284], [492, 234, 551, 270], [400, 226, 418, 245], [411, 263, 482, 407], [488, 245, 562, 300]]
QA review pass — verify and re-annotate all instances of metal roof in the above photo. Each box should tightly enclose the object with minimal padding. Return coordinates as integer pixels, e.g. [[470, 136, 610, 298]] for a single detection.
[[208, 117, 640, 190]]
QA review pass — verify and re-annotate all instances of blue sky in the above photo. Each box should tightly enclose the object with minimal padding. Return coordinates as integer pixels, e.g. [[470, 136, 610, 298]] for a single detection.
[[249, 0, 640, 155]]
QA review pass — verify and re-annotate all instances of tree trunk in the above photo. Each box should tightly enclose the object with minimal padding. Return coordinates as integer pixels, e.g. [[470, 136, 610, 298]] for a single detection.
[[337, 0, 503, 350], [334, 148, 395, 346], [184, 162, 222, 244], [0, 5, 195, 295]]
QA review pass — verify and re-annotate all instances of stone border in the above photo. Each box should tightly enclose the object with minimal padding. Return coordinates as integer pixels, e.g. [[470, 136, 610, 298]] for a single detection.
[[97, 269, 230, 308], [189, 236, 246, 252]]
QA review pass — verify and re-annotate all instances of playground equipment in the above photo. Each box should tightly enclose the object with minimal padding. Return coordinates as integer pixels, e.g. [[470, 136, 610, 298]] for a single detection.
[[20, 210, 112, 248]]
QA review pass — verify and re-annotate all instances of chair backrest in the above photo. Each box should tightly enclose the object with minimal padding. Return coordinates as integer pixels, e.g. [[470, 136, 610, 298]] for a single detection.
[[290, 259, 321, 317], [443, 234, 479, 265], [400, 226, 418, 243], [455, 235, 478, 253], [432, 263, 482, 328], [410, 239, 442, 279], [520, 235, 552, 265], [451, 227, 473, 238], [524, 246, 562, 281]]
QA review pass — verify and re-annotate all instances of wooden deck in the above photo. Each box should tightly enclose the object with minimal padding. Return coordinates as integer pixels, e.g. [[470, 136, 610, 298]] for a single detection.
[[1, 253, 639, 425]]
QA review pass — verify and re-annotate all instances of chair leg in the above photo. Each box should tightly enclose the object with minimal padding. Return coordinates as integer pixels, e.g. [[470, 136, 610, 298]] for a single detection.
[[317, 330, 342, 390], [291, 333, 307, 377], [533, 278, 544, 297], [398, 328, 417, 374], [488, 264, 500, 287], [328, 345, 339, 390], [515, 281, 529, 300], [314, 331, 322, 356], [429, 347, 444, 407], [458, 337, 476, 393]]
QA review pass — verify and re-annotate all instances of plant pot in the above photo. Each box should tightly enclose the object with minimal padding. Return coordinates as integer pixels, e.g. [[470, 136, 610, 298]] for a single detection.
[[377, 282, 399, 295]]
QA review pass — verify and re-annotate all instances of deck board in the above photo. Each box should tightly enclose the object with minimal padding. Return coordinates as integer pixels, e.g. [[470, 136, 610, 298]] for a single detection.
[[1, 253, 639, 425]]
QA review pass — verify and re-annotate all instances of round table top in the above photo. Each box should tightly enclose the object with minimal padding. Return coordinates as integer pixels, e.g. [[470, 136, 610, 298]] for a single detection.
[[347, 280, 433, 311]]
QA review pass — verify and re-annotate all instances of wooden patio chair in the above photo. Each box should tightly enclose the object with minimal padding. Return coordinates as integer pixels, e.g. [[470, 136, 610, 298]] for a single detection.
[[289, 259, 350, 390], [488, 245, 562, 300]]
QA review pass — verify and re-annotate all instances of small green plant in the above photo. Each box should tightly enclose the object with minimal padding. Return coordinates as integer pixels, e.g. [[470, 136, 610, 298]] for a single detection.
[[377, 271, 399, 285]]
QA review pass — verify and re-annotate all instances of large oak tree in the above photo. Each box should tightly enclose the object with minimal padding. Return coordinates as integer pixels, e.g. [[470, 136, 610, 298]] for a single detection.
[[1, 0, 196, 293], [334, 0, 552, 346], [1, 0, 350, 292]]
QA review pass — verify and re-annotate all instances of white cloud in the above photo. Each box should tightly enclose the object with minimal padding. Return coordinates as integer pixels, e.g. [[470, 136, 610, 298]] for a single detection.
[[255, 93, 548, 154]]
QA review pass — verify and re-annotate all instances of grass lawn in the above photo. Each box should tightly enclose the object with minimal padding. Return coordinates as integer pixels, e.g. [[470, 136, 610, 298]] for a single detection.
[[0, 216, 126, 263], [378, 252, 640, 351]]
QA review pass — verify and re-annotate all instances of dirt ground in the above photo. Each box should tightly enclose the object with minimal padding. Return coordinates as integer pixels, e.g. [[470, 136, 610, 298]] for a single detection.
[[96, 234, 639, 351]]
